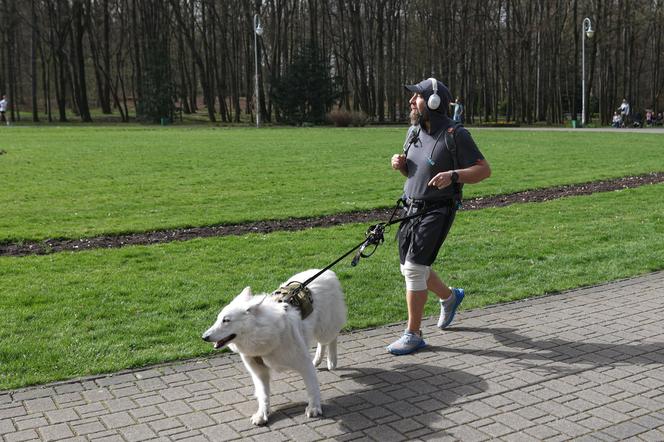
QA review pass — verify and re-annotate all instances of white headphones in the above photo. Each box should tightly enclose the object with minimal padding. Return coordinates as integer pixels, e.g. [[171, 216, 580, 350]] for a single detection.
[[427, 78, 441, 110]]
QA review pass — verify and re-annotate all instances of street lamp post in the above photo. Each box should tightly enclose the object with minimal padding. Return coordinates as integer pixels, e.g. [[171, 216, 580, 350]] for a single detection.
[[254, 14, 263, 128], [582, 17, 594, 126]]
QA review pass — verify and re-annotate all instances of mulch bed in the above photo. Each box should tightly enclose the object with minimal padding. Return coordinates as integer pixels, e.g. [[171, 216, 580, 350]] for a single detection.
[[2, 172, 662, 257]]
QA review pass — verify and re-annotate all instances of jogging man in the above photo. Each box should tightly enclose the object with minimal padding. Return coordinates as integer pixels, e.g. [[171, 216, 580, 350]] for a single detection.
[[388, 78, 491, 355]]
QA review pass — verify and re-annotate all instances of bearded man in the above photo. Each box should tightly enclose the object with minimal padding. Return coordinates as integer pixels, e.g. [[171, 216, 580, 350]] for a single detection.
[[388, 78, 491, 355]]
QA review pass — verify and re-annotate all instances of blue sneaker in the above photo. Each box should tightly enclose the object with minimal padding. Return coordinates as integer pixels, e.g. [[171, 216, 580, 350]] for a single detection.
[[387, 330, 427, 355], [438, 288, 465, 329]]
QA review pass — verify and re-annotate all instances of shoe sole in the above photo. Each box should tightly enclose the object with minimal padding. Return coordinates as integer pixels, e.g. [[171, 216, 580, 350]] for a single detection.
[[439, 289, 465, 329]]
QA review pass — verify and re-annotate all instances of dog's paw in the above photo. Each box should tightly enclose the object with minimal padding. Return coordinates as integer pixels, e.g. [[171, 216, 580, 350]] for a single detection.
[[327, 360, 337, 371], [305, 404, 322, 418], [313, 354, 323, 367], [250, 411, 268, 426]]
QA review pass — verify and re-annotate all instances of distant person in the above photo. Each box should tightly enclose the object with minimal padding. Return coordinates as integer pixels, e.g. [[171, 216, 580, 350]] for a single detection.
[[645, 110, 653, 127], [388, 78, 491, 355], [612, 112, 622, 128], [0, 95, 7, 125], [450, 96, 464, 123], [656, 112, 663, 126], [618, 98, 630, 127]]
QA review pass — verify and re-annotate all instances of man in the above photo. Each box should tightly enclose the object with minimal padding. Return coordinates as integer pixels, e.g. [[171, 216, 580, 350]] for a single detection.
[[618, 98, 630, 127], [388, 78, 491, 355], [0, 95, 7, 125], [450, 96, 464, 123]]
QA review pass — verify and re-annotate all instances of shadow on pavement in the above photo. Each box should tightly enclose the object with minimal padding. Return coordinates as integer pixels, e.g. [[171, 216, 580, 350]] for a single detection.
[[445, 326, 664, 373], [269, 362, 488, 437]]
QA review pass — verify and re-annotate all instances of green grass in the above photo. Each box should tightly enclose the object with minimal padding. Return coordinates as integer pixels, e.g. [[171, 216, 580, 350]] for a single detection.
[[1, 183, 662, 390], [1, 126, 662, 242]]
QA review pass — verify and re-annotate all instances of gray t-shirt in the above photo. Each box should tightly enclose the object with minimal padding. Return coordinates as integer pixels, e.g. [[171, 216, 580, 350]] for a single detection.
[[402, 123, 484, 201]]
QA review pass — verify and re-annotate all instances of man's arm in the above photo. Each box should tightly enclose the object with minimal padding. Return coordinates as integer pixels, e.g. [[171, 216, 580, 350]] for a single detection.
[[456, 159, 490, 184], [428, 159, 491, 189]]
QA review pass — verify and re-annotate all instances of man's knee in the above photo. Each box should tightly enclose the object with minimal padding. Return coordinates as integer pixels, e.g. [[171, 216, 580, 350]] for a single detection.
[[400, 261, 431, 292]]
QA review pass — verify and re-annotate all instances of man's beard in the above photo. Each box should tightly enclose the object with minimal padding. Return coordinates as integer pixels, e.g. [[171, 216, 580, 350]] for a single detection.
[[410, 109, 427, 126]]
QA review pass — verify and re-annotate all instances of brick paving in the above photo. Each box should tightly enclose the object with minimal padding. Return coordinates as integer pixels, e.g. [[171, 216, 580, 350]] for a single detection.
[[2, 271, 664, 441]]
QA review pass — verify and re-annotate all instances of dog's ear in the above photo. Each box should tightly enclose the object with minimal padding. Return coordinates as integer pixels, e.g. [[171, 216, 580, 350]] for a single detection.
[[238, 286, 253, 301]]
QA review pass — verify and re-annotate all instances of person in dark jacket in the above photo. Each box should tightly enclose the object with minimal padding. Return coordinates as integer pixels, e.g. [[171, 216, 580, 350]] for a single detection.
[[388, 78, 491, 355]]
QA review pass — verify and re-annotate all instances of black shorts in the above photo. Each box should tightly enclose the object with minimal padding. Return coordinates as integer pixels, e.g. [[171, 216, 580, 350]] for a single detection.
[[397, 201, 456, 266]]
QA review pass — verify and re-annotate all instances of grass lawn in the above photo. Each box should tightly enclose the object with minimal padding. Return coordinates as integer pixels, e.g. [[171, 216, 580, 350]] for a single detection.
[[1, 126, 662, 242], [1, 183, 662, 390]]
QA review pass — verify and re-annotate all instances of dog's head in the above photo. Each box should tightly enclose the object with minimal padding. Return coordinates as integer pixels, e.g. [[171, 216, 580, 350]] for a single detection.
[[201, 286, 263, 350]]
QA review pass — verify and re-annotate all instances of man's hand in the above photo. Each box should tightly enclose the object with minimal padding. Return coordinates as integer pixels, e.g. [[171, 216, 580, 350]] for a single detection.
[[428, 170, 454, 189], [391, 154, 407, 173]]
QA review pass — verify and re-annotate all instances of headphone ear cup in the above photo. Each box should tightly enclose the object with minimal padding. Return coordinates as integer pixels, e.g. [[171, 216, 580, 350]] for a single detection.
[[428, 94, 441, 110]]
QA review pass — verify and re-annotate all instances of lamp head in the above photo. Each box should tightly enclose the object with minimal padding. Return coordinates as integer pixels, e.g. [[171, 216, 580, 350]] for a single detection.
[[583, 17, 594, 38], [254, 14, 263, 36]]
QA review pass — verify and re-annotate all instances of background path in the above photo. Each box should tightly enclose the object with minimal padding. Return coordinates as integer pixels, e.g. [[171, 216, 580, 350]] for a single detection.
[[2, 271, 664, 441]]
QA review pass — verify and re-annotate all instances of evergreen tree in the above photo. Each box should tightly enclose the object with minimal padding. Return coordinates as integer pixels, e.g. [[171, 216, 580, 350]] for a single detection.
[[272, 42, 339, 125], [135, 1, 173, 124]]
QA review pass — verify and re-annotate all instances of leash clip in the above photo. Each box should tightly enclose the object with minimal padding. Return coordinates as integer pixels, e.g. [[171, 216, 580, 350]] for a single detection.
[[351, 224, 385, 267]]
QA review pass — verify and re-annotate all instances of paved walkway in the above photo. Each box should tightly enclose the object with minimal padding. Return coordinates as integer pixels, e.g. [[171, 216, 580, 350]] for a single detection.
[[2, 272, 664, 442], [472, 127, 664, 133]]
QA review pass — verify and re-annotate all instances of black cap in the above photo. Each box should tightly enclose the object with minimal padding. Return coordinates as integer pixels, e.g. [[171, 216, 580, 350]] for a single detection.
[[404, 78, 452, 111]]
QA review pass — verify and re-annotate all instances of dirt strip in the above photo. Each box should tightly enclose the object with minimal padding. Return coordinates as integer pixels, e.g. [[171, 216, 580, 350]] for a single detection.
[[2, 172, 662, 257]]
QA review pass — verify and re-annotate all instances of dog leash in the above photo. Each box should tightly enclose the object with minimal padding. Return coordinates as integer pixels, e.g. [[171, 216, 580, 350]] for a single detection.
[[297, 198, 441, 288], [267, 198, 449, 318]]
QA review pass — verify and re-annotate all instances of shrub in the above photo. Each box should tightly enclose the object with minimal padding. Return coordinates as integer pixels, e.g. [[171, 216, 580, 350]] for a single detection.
[[351, 111, 369, 127], [327, 109, 353, 127]]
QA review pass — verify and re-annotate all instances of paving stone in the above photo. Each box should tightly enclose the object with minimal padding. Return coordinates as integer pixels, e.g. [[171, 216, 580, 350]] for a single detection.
[[639, 429, 664, 442], [178, 411, 216, 430], [279, 424, 325, 441], [601, 421, 648, 439], [118, 423, 157, 442], [81, 389, 114, 403], [100, 411, 135, 429], [498, 411, 536, 431], [70, 419, 105, 435], [11, 388, 55, 402], [524, 423, 561, 440], [199, 423, 241, 440], [446, 425, 491, 441], [4, 428, 39, 442], [90, 434, 128, 442], [44, 408, 78, 424], [547, 418, 591, 437], [156, 400, 194, 417], [75, 402, 106, 418], [23, 398, 56, 414], [149, 416, 186, 433], [37, 423, 75, 441]]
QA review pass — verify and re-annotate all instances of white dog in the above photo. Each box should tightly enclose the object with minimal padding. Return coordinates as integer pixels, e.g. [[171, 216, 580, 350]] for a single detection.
[[202, 269, 347, 425]]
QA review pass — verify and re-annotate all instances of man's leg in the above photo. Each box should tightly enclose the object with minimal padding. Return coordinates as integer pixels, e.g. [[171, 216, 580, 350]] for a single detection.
[[427, 270, 452, 301], [428, 269, 465, 329], [407, 269, 455, 331], [406, 289, 428, 332], [387, 262, 429, 355]]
